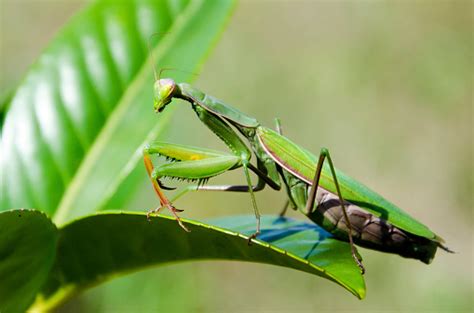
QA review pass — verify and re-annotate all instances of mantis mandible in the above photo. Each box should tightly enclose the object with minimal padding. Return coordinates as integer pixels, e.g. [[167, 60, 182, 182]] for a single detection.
[[143, 74, 452, 273]]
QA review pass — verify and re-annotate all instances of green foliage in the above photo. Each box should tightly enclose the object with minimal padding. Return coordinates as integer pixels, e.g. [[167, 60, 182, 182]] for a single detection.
[[0, 210, 57, 313], [31, 213, 364, 310], [0, 0, 367, 311]]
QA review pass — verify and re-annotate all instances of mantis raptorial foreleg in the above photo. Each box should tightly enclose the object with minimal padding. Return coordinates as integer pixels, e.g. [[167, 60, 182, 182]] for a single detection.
[[169, 159, 277, 202], [143, 151, 189, 231], [143, 142, 242, 231], [304, 148, 365, 274], [143, 140, 276, 240]]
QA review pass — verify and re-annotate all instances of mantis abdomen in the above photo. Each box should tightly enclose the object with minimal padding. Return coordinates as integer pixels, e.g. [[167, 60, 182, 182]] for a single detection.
[[309, 190, 439, 264]]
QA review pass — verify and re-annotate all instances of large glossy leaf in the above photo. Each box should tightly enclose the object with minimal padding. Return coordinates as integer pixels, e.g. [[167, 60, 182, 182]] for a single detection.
[[0, 210, 57, 313], [32, 213, 364, 310], [0, 0, 236, 225]]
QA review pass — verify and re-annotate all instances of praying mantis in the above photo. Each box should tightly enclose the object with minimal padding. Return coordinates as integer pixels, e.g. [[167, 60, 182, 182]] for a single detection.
[[142, 75, 452, 273]]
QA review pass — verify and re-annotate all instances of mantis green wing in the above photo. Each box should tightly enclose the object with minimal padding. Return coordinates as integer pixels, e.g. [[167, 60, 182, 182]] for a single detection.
[[256, 126, 442, 242]]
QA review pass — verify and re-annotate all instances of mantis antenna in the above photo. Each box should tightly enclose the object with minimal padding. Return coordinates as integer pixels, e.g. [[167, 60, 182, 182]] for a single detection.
[[158, 68, 199, 80], [147, 32, 164, 82], [147, 32, 199, 82]]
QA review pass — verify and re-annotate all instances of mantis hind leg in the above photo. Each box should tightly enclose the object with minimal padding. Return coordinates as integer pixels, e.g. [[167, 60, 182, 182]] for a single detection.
[[305, 148, 365, 274]]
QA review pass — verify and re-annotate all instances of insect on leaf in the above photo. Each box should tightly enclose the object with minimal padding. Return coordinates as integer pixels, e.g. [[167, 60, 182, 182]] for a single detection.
[[0, 0, 236, 226]]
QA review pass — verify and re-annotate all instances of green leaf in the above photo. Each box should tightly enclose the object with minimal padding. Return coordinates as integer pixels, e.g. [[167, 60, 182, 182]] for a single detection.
[[33, 213, 364, 310], [0, 209, 58, 313], [0, 0, 236, 224]]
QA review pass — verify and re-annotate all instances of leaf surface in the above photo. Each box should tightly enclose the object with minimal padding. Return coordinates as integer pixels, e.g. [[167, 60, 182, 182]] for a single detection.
[[0, 210, 57, 313], [34, 213, 364, 311]]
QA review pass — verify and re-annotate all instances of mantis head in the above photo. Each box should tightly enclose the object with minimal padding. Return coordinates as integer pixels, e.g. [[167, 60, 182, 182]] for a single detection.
[[154, 78, 177, 112]]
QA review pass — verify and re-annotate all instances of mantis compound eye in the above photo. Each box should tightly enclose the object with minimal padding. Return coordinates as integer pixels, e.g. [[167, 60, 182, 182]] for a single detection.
[[153, 78, 176, 112]]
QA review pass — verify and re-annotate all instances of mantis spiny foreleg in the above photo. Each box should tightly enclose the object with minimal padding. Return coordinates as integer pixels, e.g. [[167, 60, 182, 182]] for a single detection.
[[143, 150, 189, 232]]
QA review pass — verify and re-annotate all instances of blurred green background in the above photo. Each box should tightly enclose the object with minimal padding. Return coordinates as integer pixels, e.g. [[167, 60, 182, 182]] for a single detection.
[[1, 0, 472, 312]]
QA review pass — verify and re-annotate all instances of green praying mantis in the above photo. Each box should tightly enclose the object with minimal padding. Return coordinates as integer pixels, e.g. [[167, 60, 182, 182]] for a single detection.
[[142, 72, 453, 273]]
